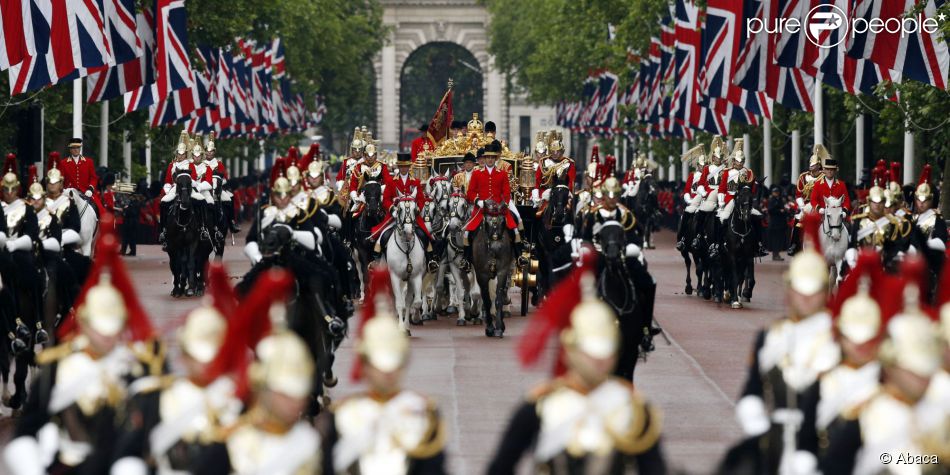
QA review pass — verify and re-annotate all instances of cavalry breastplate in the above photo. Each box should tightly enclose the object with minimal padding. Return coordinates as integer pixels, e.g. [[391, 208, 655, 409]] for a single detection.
[[37, 209, 52, 237], [47, 195, 71, 220], [726, 169, 748, 193], [311, 186, 335, 207], [914, 209, 937, 236], [226, 422, 320, 475], [4, 200, 26, 236], [261, 205, 299, 228], [707, 166, 723, 186], [856, 215, 898, 248]]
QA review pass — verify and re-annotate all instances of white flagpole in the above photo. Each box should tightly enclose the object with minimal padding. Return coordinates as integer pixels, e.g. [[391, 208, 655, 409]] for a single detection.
[[123, 130, 132, 179], [145, 138, 152, 183], [791, 130, 801, 181], [99, 102, 109, 168], [72, 81, 83, 139], [763, 119, 772, 187], [903, 122, 914, 184], [813, 81, 823, 145], [855, 114, 865, 183]]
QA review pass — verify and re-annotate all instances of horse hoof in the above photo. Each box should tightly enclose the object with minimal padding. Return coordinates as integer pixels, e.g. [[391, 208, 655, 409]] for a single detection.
[[741, 296, 751, 303], [485, 327, 494, 337], [685, 285, 693, 295], [493, 329, 504, 338], [456, 319, 466, 326], [731, 301, 743, 309], [502, 311, 511, 318], [446, 305, 458, 315], [473, 317, 484, 325], [422, 312, 436, 322], [1, 393, 9, 407], [324, 374, 338, 388], [7, 393, 22, 410], [185, 289, 195, 297]]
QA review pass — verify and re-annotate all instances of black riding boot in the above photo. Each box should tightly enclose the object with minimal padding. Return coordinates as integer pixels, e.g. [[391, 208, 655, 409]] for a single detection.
[[199, 202, 211, 241], [224, 200, 240, 233], [159, 201, 169, 250], [787, 225, 801, 256], [753, 214, 768, 257], [676, 212, 693, 251], [692, 211, 708, 249]]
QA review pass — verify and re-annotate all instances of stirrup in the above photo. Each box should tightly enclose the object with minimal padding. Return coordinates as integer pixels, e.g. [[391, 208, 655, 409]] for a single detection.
[[675, 239, 685, 251], [158, 231, 166, 244], [427, 260, 440, 273], [460, 259, 472, 272], [200, 229, 211, 241]]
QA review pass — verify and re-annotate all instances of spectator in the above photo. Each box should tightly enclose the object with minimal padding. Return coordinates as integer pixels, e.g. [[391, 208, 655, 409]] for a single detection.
[[767, 185, 788, 261]]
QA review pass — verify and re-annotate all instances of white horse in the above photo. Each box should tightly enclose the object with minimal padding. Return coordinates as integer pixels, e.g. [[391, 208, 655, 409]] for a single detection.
[[386, 199, 426, 334], [819, 195, 850, 285], [444, 193, 480, 325], [65, 188, 99, 256], [420, 172, 453, 319]]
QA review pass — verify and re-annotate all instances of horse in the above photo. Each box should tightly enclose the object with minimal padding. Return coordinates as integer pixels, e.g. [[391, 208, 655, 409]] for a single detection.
[[352, 182, 384, 295], [722, 185, 757, 309], [210, 173, 230, 260], [631, 174, 660, 249], [819, 195, 850, 286], [420, 176, 451, 320], [64, 188, 99, 256], [0, 248, 37, 412], [385, 199, 426, 334], [471, 200, 514, 338], [535, 185, 575, 303], [165, 173, 202, 297], [444, 193, 480, 325]]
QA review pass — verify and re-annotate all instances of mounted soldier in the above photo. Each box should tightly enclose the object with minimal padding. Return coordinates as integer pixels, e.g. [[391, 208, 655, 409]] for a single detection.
[[788, 145, 824, 254], [369, 153, 437, 271], [347, 139, 389, 216], [848, 167, 911, 273], [44, 157, 90, 283], [715, 138, 767, 257], [909, 164, 947, 296], [60, 137, 99, 199], [489, 253, 666, 474], [464, 141, 520, 255], [451, 151, 477, 195], [808, 145, 852, 216], [3, 220, 159, 475], [320, 267, 447, 473], [159, 132, 201, 247], [693, 136, 727, 251], [336, 126, 366, 194], [675, 144, 706, 251], [532, 130, 575, 211], [204, 132, 240, 234], [190, 139, 219, 242]]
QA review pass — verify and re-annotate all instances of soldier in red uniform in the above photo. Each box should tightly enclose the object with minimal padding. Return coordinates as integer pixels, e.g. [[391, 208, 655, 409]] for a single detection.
[[809, 147, 852, 214], [410, 123, 434, 162], [60, 138, 99, 198], [463, 142, 520, 266], [369, 153, 437, 269]]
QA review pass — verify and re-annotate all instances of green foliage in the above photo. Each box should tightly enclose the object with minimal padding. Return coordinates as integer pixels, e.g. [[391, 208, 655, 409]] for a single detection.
[[400, 43, 483, 133]]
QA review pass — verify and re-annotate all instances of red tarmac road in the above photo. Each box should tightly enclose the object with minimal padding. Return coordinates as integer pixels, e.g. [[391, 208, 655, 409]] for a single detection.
[[1, 229, 792, 474]]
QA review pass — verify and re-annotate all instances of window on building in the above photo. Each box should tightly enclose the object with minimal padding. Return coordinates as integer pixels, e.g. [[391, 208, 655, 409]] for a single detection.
[[519, 116, 531, 152]]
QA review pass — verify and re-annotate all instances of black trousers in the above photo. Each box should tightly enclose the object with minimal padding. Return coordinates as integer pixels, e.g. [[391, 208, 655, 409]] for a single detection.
[[121, 221, 138, 255]]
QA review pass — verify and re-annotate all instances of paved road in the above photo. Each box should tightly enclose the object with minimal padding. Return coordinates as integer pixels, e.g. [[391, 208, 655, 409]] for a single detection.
[[1, 229, 792, 474]]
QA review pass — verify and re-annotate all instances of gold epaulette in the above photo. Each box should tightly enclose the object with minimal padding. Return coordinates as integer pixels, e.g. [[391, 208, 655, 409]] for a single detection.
[[406, 398, 447, 459], [851, 212, 868, 220], [611, 390, 663, 456], [132, 374, 176, 395], [35, 341, 76, 365], [131, 339, 167, 377]]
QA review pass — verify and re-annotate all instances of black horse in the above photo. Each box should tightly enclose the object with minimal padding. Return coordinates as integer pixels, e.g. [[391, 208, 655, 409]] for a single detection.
[[166, 174, 201, 297], [472, 201, 514, 338], [630, 174, 660, 249], [596, 222, 657, 381], [352, 182, 384, 295], [534, 185, 575, 303], [237, 225, 345, 414], [723, 185, 757, 309]]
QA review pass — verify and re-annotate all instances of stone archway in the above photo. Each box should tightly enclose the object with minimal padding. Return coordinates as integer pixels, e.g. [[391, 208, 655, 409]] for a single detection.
[[374, 1, 504, 151]]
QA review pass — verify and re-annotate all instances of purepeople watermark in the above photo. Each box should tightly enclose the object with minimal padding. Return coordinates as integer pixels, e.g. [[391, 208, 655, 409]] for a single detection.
[[746, 4, 945, 49]]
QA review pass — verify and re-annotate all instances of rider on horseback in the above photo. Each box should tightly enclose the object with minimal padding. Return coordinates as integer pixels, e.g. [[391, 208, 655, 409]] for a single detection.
[[910, 164, 947, 296], [190, 141, 219, 242], [531, 131, 576, 209], [347, 140, 389, 213], [788, 146, 824, 254], [1, 156, 49, 349], [159, 132, 202, 247], [848, 168, 911, 273], [809, 145, 852, 216], [336, 126, 367, 193], [369, 153, 439, 271], [463, 142, 521, 262], [60, 137, 99, 199], [204, 132, 241, 234], [676, 144, 706, 251], [715, 138, 768, 258], [243, 177, 321, 265]]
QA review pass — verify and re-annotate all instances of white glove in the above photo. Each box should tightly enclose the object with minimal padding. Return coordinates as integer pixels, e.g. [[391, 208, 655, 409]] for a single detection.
[[736, 395, 770, 437], [292, 230, 315, 250], [84, 190, 93, 197], [349, 190, 358, 202], [682, 193, 692, 203], [541, 188, 551, 201], [162, 183, 173, 194], [697, 185, 708, 198], [562, 224, 575, 241], [197, 181, 212, 192], [477, 200, 485, 208], [111, 457, 148, 475], [335, 181, 344, 192], [4, 436, 43, 475], [244, 242, 263, 264], [42, 238, 60, 252], [0, 231, 6, 248], [625, 243, 641, 259], [795, 197, 805, 209], [717, 193, 725, 207], [6, 235, 32, 253], [313, 228, 324, 253], [327, 214, 342, 230], [927, 238, 946, 252], [61, 230, 81, 246], [530, 189, 540, 204], [844, 248, 858, 270]]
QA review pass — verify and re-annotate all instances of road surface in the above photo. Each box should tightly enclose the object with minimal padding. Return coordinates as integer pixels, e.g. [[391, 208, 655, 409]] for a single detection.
[[1, 229, 792, 474]]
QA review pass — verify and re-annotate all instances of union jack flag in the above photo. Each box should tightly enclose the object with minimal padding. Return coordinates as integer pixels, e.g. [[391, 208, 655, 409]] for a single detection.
[[848, 0, 947, 90], [86, 0, 143, 102], [154, 0, 192, 102], [593, 70, 618, 134], [1, 0, 32, 70], [734, 0, 815, 111]]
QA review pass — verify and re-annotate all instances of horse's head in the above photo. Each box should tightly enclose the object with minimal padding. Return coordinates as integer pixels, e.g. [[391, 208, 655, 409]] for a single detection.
[[446, 193, 469, 231], [597, 221, 626, 262], [394, 198, 417, 235], [482, 200, 506, 233], [174, 173, 193, 208], [428, 173, 451, 207], [823, 195, 845, 240], [260, 223, 293, 256], [736, 185, 753, 219], [548, 185, 572, 226], [362, 182, 383, 216]]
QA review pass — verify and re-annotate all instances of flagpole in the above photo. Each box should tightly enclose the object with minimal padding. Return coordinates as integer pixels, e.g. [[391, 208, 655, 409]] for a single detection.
[[855, 114, 865, 183], [791, 130, 801, 182], [123, 131, 132, 180], [73, 81, 83, 139], [100, 102, 109, 168], [763, 119, 772, 187], [742, 133, 751, 166], [813, 80, 823, 146], [903, 121, 914, 185], [680, 140, 688, 182], [145, 137, 152, 183]]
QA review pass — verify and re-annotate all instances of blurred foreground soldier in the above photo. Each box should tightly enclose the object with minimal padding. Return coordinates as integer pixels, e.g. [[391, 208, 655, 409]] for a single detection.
[[111, 263, 245, 474], [820, 259, 944, 474], [488, 252, 666, 475], [3, 218, 157, 474], [320, 267, 447, 474], [720, 213, 839, 475]]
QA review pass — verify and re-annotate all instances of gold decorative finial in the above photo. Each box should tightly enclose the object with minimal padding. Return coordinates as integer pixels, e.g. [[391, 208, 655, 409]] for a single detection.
[[447, 78, 454, 89]]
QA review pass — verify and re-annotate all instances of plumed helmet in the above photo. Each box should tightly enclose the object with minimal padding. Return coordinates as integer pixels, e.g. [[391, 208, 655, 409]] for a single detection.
[[271, 176, 292, 197], [180, 307, 226, 364], [250, 331, 314, 398]]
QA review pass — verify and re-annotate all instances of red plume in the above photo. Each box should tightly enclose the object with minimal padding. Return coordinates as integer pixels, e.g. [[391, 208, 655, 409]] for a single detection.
[[287, 146, 299, 161], [590, 145, 600, 165], [889, 161, 901, 185], [3, 153, 16, 175], [518, 249, 598, 376], [47, 151, 60, 171], [27, 164, 36, 184], [918, 164, 932, 187], [209, 268, 293, 400], [350, 266, 394, 382], [801, 212, 823, 255], [58, 213, 155, 341]]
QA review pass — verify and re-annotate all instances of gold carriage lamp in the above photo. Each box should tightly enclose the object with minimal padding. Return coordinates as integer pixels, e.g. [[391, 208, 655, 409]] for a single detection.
[[412, 143, 432, 183]]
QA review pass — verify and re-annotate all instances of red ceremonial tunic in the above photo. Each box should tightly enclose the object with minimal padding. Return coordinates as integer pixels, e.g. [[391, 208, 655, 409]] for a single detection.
[[60, 155, 98, 193], [411, 136, 434, 162], [717, 167, 757, 205], [465, 166, 516, 231], [810, 177, 852, 213], [370, 174, 432, 241]]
